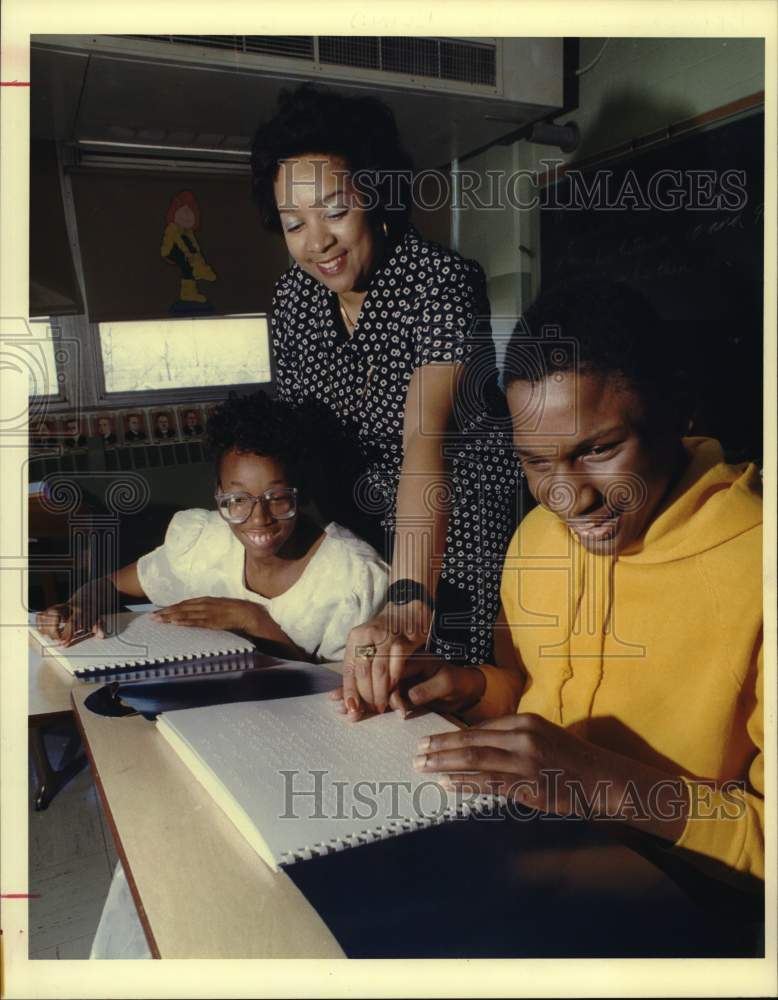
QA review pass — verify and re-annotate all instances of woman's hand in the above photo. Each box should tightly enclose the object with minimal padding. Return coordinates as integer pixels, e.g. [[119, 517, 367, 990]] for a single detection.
[[36, 602, 107, 647], [329, 658, 486, 721], [152, 597, 271, 636], [413, 713, 689, 841], [342, 600, 432, 718]]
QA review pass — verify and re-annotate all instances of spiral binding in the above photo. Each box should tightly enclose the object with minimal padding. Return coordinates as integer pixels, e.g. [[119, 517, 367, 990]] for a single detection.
[[75, 647, 254, 684], [277, 793, 507, 868]]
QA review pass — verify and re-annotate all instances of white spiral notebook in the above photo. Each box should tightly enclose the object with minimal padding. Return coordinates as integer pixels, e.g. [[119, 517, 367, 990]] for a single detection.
[[156, 692, 498, 872], [30, 612, 255, 683]]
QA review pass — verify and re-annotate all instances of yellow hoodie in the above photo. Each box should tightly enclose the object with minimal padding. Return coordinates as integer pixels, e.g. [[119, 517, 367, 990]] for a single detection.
[[485, 438, 763, 880]]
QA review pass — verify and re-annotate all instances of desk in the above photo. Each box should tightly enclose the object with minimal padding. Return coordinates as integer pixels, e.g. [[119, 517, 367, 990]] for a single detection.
[[28, 605, 162, 807], [71, 684, 344, 958], [29, 638, 85, 810], [29, 641, 77, 721], [71, 681, 765, 959]]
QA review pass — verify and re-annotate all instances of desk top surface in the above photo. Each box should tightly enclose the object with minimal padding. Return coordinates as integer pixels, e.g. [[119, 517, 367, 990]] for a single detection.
[[29, 637, 78, 720], [69, 681, 764, 961], [70, 682, 344, 959]]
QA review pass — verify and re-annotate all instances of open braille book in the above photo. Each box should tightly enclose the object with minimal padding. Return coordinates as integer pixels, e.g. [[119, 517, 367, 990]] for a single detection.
[[155, 693, 499, 872], [29, 611, 256, 682]]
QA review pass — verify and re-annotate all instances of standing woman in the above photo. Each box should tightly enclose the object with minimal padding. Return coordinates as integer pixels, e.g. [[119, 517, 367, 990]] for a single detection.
[[251, 84, 520, 716]]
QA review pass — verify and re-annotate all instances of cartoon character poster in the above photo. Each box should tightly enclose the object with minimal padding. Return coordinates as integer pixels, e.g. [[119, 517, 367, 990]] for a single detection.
[[160, 190, 217, 314]]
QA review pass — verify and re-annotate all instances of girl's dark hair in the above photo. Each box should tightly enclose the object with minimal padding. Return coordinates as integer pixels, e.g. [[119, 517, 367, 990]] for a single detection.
[[504, 277, 693, 428], [250, 83, 414, 240], [205, 390, 308, 490]]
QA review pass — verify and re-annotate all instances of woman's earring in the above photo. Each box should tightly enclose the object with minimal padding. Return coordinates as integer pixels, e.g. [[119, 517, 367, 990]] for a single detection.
[[382, 221, 389, 238]]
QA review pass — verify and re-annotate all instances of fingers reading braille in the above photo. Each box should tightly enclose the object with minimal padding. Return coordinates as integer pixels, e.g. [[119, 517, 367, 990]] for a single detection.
[[412, 725, 537, 777]]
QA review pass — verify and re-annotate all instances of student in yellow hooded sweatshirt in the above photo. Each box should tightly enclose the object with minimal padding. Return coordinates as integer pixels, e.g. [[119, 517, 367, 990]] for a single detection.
[[339, 279, 764, 885]]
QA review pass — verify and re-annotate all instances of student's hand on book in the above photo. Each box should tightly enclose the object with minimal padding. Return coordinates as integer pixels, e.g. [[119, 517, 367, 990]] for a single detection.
[[36, 578, 120, 646], [412, 713, 619, 817], [152, 597, 269, 635], [342, 602, 432, 718], [36, 603, 106, 646], [413, 713, 691, 841]]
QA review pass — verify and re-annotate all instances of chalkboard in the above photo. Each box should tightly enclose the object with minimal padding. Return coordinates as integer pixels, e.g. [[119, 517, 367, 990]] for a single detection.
[[540, 111, 764, 462]]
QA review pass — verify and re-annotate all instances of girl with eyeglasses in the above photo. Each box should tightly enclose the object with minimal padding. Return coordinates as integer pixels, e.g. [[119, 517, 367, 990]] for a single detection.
[[36, 390, 389, 663]]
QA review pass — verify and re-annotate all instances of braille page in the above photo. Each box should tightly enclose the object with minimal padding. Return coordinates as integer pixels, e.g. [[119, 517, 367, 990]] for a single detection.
[[156, 693, 463, 871], [30, 611, 253, 676]]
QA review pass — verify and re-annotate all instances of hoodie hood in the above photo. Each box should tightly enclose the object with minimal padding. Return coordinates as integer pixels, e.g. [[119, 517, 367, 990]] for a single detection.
[[557, 436, 762, 718], [615, 437, 762, 565]]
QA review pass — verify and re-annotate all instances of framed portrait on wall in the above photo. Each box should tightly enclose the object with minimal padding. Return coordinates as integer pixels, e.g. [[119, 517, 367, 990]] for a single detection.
[[123, 411, 148, 444], [90, 412, 119, 447], [179, 406, 204, 439], [60, 415, 87, 449], [152, 409, 178, 442]]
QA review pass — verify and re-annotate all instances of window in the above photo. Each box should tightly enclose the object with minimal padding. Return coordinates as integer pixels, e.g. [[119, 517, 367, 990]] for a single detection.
[[97, 314, 271, 396], [27, 318, 65, 400]]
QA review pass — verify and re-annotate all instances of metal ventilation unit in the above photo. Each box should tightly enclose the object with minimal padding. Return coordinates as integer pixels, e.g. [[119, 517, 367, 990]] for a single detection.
[[31, 34, 568, 169], [127, 35, 498, 88]]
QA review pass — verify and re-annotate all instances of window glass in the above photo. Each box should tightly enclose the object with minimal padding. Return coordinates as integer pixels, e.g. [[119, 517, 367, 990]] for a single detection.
[[27, 320, 59, 398], [98, 315, 270, 393]]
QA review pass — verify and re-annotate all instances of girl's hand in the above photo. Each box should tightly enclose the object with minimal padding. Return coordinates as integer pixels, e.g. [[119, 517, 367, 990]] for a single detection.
[[152, 597, 271, 637], [36, 603, 106, 646], [342, 601, 432, 718]]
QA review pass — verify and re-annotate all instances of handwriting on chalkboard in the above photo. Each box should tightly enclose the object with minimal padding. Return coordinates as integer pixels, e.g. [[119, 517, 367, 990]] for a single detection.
[[690, 202, 763, 241]]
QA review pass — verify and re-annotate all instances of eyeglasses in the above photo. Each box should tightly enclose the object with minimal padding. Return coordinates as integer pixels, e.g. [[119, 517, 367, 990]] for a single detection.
[[214, 487, 298, 524]]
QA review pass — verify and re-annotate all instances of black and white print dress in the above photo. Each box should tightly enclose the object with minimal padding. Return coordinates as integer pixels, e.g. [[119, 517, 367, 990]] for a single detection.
[[271, 225, 521, 664]]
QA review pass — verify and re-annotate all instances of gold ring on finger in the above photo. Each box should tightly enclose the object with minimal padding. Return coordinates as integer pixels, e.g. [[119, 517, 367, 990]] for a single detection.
[[355, 643, 377, 660]]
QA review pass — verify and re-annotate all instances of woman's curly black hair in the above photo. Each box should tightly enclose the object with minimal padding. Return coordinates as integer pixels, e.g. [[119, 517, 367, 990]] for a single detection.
[[206, 390, 308, 490], [250, 83, 414, 240]]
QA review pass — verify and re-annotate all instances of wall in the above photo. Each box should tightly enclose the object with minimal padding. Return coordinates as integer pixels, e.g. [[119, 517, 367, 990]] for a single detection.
[[30, 144, 279, 517], [452, 140, 538, 374], [31, 38, 767, 515], [456, 36, 766, 332], [545, 37, 765, 169]]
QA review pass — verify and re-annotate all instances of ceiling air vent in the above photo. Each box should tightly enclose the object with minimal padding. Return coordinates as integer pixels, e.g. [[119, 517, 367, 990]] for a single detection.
[[124, 35, 496, 87], [126, 35, 315, 61], [244, 36, 315, 60], [322, 36, 498, 86], [318, 36, 380, 72], [438, 39, 496, 86], [33, 35, 564, 168]]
